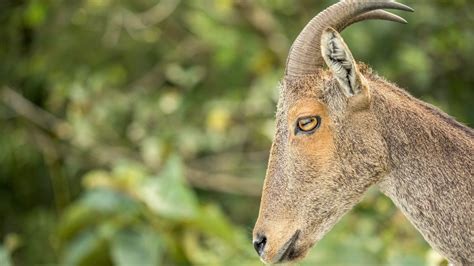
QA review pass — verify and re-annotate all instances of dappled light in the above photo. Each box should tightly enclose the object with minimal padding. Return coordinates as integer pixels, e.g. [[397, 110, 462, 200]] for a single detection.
[[0, 0, 471, 265]]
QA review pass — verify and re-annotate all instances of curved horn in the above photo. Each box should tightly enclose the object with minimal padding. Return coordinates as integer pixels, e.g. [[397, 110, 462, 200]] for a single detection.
[[346, 10, 408, 26], [286, 0, 413, 76]]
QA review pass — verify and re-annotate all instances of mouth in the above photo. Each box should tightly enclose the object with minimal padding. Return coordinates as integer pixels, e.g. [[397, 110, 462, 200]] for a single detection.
[[274, 229, 301, 263]]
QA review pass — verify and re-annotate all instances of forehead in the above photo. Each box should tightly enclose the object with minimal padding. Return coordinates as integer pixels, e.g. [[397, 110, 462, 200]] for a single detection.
[[277, 71, 329, 113]]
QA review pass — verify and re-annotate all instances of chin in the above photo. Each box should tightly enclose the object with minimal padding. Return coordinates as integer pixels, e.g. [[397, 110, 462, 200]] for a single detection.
[[277, 234, 324, 264], [276, 247, 310, 264], [263, 242, 314, 265]]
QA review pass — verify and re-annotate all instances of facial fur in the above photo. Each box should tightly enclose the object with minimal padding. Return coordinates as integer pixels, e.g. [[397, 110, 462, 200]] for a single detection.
[[253, 2, 472, 264], [253, 68, 390, 263]]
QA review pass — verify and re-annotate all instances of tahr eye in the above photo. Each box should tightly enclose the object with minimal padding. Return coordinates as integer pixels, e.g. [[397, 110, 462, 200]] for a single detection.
[[296, 116, 321, 134]]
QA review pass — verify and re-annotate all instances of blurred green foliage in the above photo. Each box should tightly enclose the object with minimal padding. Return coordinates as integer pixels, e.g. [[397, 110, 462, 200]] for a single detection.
[[0, 0, 471, 265]]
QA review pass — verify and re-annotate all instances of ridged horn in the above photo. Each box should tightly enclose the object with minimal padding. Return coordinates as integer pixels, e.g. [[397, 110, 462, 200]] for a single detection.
[[286, 0, 413, 76], [346, 10, 408, 26]]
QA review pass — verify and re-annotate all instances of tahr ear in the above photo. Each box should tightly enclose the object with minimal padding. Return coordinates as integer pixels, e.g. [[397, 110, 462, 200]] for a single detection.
[[321, 27, 364, 98]]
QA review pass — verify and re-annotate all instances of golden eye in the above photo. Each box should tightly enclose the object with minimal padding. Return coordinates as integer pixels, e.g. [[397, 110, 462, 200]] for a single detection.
[[296, 116, 320, 134]]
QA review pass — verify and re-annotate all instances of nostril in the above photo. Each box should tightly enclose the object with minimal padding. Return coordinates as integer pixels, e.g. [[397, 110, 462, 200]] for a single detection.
[[253, 234, 267, 256]]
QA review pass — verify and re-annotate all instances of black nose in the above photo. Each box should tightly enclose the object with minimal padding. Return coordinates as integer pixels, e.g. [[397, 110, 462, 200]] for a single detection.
[[253, 234, 267, 256]]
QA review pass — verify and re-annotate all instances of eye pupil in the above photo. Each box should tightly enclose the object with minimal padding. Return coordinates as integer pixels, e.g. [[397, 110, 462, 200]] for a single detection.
[[300, 118, 313, 127], [296, 116, 320, 133]]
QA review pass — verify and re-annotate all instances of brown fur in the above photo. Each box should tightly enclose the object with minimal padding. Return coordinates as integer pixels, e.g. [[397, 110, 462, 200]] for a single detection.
[[253, 62, 474, 264]]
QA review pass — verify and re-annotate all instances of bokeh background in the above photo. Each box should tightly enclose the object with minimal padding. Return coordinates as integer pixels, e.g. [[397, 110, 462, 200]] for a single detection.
[[0, 0, 472, 265]]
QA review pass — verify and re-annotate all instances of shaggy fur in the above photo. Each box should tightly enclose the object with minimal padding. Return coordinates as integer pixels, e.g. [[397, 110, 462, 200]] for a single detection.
[[253, 33, 473, 265]]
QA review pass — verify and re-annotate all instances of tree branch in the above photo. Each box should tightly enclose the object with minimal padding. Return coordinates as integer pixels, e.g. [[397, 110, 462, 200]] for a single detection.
[[1, 86, 262, 197], [1, 86, 72, 139]]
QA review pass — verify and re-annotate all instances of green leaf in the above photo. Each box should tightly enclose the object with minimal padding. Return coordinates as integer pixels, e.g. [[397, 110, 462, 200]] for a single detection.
[[80, 189, 138, 214], [111, 227, 163, 266], [24, 0, 46, 27], [140, 155, 198, 220], [0, 245, 12, 266], [58, 189, 140, 242], [61, 230, 110, 266], [193, 204, 236, 243]]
